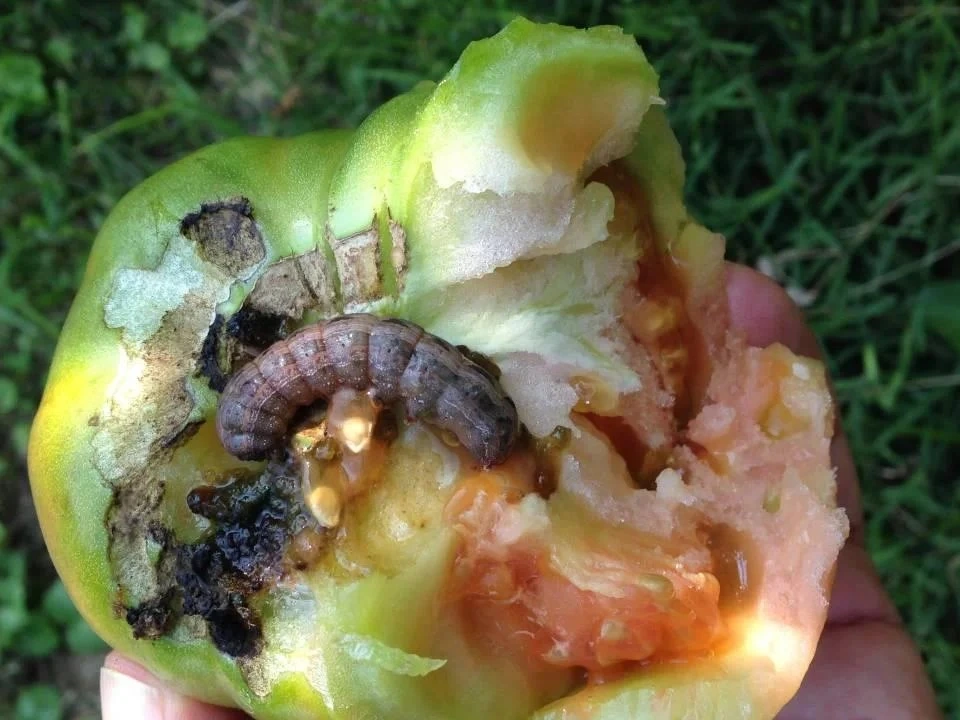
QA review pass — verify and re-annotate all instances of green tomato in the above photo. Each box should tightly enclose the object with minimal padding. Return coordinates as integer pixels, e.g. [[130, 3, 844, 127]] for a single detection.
[[29, 17, 847, 720]]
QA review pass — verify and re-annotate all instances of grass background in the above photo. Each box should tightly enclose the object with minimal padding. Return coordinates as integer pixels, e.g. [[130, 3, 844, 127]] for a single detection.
[[1, 1, 957, 717]]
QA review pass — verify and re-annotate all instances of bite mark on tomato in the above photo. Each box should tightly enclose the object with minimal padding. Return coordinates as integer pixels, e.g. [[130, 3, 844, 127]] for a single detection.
[[444, 470, 725, 680]]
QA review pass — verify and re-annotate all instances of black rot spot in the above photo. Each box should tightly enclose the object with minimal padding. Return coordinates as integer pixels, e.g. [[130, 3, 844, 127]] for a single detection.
[[225, 306, 289, 350], [126, 591, 175, 640], [168, 466, 326, 658], [174, 543, 263, 658], [197, 314, 229, 392], [195, 309, 290, 392]]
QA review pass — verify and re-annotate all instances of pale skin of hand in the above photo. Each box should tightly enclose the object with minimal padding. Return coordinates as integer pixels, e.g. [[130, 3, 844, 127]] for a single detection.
[[99, 264, 942, 720]]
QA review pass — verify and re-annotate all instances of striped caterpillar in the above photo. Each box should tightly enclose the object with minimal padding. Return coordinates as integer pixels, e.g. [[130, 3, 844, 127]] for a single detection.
[[216, 314, 520, 467]]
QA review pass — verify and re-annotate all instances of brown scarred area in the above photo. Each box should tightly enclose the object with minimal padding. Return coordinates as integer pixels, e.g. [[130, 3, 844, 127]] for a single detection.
[[105, 195, 351, 663], [245, 249, 339, 320], [125, 463, 328, 658], [97, 287, 213, 471], [388, 219, 408, 294], [126, 590, 175, 639], [105, 476, 170, 608], [180, 197, 266, 276], [330, 226, 382, 308], [194, 248, 350, 394], [100, 291, 218, 606], [194, 216, 418, 399]]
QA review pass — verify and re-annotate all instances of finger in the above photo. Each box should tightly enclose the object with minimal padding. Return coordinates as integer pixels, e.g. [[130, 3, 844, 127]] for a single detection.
[[724, 263, 823, 359], [101, 652, 250, 720], [724, 263, 863, 540], [778, 620, 942, 720]]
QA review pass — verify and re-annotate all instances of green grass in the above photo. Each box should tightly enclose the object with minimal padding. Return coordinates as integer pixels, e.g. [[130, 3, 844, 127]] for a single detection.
[[1, 0, 958, 717]]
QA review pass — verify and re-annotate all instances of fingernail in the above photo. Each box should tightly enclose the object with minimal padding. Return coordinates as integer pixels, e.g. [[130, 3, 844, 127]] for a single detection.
[[101, 667, 166, 720]]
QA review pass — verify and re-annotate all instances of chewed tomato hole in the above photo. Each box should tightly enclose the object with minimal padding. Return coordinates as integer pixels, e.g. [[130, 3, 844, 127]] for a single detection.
[[583, 413, 673, 490], [444, 448, 726, 682]]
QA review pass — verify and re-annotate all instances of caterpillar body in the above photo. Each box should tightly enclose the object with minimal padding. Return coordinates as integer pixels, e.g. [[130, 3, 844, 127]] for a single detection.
[[216, 314, 519, 467]]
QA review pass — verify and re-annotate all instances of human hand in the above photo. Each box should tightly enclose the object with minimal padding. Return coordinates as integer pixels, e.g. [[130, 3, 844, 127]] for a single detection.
[[99, 263, 941, 720], [100, 651, 249, 720]]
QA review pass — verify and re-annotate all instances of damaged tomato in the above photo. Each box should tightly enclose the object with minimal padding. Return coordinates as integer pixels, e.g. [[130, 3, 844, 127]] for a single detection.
[[28, 17, 848, 720]]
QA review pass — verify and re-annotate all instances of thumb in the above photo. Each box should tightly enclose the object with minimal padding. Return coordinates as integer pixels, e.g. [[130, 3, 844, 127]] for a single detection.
[[101, 652, 249, 720]]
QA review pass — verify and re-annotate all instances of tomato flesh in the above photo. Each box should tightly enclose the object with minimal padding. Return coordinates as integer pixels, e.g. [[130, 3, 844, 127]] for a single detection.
[[444, 471, 724, 680]]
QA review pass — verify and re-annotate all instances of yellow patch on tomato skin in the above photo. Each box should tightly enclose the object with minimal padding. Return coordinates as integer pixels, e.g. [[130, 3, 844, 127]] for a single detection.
[[28, 371, 118, 654]]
